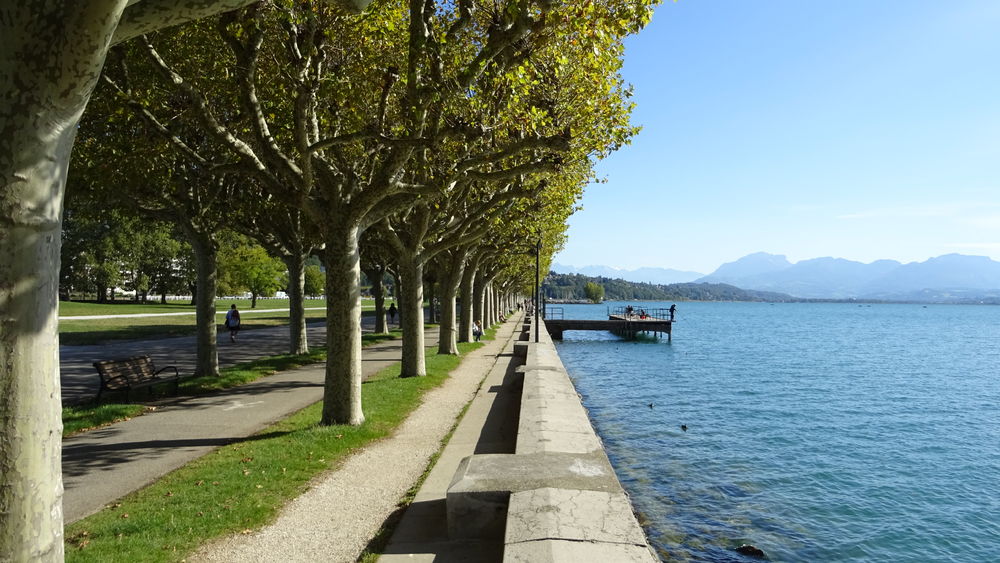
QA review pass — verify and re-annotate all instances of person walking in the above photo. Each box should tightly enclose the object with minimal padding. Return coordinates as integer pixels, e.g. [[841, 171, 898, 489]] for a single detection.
[[225, 303, 241, 342], [473, 320, 483, 342], [388, 302, 398, 325]]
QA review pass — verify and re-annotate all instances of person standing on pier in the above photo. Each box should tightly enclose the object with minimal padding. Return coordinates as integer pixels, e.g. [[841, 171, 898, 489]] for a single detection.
[[669, 304, 676, 320]]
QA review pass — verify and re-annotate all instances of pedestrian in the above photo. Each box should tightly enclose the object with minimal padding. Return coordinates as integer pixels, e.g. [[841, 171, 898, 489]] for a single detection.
[[225, 303, 241, 342], [473, 320, 483, 342], [669, 303, 676, 320], [388, 302, 398, 324]]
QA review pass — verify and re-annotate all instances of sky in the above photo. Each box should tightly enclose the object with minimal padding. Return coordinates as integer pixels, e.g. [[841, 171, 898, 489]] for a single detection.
[[552, 0, 1000, 275]]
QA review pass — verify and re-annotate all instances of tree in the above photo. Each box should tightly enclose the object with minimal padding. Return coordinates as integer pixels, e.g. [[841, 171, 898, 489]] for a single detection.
[[0, 2, 371, 559], [218, 235, 286, 308], [584, 282, 606, 303], [304, 264, 325, 298]]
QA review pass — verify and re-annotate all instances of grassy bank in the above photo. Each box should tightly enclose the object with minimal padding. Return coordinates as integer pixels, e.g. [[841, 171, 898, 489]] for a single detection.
[[63, 331, 402, 437], [64, 339, 484, 562]]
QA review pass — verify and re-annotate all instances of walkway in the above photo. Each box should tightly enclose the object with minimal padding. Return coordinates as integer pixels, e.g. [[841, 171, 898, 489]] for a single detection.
[[192, 314, 523, 562], [62, 320, 437, 524], [62, 315, 379, 403]]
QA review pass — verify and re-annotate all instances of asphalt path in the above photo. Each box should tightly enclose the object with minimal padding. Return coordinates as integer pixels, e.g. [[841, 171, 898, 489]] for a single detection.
[[60, 314, 389, 404], [62, 319, 439, 524]]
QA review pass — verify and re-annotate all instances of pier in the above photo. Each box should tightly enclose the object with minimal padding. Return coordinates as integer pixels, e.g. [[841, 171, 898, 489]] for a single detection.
[[544, 306, 673, 341]]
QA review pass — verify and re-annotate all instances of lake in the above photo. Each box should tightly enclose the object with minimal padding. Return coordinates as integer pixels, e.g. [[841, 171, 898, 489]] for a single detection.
[[552, 301, 1000, 562]]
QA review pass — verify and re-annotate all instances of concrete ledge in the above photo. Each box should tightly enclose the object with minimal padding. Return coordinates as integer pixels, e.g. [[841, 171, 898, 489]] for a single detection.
[[447, 452, 621, 539], [505, 539, 658, 563], [505, 488, 655, 562], [512, 341, 529, 358], [444, 316, 656, 560]]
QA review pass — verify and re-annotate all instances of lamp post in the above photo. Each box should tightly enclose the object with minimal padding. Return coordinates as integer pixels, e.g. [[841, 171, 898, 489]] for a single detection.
[[535, 239, 541, 343]]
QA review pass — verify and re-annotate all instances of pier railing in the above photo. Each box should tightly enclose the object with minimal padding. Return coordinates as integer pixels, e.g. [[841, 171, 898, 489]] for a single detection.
[[545, 306, 564, 320], [609, 305, 673, 321]]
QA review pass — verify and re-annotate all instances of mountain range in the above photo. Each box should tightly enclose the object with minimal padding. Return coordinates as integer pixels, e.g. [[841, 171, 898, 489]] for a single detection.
[[551, 263, 704, 285], [555, 253, 1000, 302]]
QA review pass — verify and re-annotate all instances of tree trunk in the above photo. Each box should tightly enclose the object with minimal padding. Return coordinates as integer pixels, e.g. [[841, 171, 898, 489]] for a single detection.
[[0, 5, 125, 558], [189, 282, 197, 306], [251, 292, 258, 309], [473, 271, 485, 333], [97, 283, 108, 304], [363, 265, 387, 334], [397, 254, 426, 377], [458, 256, 478, 343], [426, 276, 437, 324], [437, 250, 467, 355], [189, 232, 220, 377], [391, 269, 403, 326], [160, 292, 167, 304], [320, 223, 365, 425], [283, 253, 308, 354]]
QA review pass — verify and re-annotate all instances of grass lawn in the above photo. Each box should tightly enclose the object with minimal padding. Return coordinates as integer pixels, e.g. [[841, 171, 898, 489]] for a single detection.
[[64, 339, 484, 562], [58, 298, 385, 346], [58, 298, 336, 317]]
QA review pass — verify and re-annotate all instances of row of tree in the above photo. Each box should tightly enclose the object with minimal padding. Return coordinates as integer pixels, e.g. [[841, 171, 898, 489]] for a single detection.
[[0, 0, 657, 559], [61, 201, 329, 304]]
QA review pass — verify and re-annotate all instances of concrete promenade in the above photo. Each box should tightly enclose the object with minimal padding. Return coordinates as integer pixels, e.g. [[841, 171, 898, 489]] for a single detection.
[[62, 320, 436, 523], [61, 312, 657, 561]]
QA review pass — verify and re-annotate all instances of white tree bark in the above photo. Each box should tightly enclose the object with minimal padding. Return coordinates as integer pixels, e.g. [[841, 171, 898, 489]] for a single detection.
[[283, 253, 309, 355], [457, 255, 478, 343], [397, 255, 426, 377], [320, 223, 364, 425], [187, 230, 220, 375], [0, 3, 127, 559], [437, 249, 467, 355]]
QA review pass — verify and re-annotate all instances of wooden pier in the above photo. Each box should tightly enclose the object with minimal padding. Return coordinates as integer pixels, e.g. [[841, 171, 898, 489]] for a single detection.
[[544, 306, 673, 341]]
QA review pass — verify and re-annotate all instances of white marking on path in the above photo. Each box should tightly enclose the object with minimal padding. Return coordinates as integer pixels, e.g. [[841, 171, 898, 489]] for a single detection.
[[223, 400, 265, 411]]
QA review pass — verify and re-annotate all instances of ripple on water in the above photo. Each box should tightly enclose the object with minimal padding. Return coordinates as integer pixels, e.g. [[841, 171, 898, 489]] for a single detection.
[[556, 302, 1000, 562]]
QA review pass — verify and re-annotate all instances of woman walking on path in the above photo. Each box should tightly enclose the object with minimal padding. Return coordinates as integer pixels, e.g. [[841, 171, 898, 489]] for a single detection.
[[225, 304, 241, 342]]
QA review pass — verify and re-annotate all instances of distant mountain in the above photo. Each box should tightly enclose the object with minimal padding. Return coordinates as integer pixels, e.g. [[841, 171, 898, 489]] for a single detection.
[[697, 253, 1000, 301], [700, 252, 792, 284], [552, 263, 703, 285]]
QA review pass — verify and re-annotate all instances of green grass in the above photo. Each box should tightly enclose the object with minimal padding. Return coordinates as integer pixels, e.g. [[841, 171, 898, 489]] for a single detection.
[[64, 339, 484, 562], [58, 298, 334, 317], [63, 404, 150, 437], [63, 330, 405, 436], [57, 300, 387, 346]]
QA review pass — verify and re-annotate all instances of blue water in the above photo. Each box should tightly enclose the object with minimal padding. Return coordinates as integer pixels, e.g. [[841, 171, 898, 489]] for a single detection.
[[552, 302, 1000, 562]]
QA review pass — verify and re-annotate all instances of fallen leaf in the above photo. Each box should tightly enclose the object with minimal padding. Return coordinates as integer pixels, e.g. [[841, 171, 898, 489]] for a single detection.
[[196, 480, 205, 486], [241, 529, 253, 535], [120, 513, 129, 519], [165, 491, 174, 497], [242, 469, 250, 476], [241, 457, 254, 463]]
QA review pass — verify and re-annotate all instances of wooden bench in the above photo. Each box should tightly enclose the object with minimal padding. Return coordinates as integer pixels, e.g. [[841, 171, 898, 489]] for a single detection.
[[93, 355, 181, 402]]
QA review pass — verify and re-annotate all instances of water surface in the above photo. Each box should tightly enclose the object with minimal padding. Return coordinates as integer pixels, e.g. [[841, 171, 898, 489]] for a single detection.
[[553, 302, 1000, 561]]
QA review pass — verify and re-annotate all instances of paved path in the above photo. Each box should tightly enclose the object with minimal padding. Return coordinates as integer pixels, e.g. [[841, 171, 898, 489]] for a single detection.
[[62, 322, 437, 524], [192, 314, 524, 562], [61, 315, 388, 404]]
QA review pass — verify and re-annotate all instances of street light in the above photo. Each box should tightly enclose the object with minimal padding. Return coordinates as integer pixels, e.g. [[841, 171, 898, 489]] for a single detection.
[[535, 239, 541, 343]]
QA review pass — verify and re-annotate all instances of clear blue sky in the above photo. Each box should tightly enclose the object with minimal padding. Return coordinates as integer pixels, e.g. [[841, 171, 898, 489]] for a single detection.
[[553, 0, 1000, 274]]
